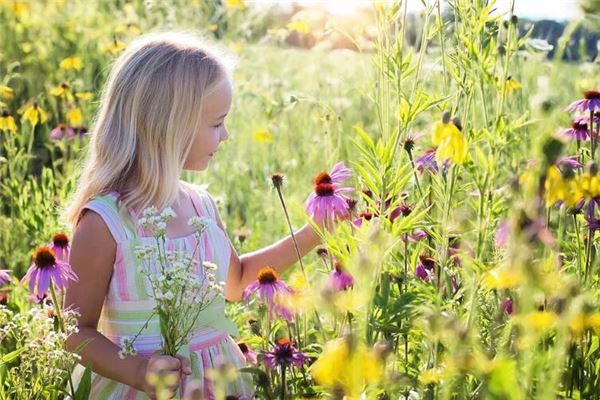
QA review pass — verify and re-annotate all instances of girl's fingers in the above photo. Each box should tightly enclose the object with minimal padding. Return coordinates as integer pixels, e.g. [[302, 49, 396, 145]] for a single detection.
[[174, 355, 192, 375]]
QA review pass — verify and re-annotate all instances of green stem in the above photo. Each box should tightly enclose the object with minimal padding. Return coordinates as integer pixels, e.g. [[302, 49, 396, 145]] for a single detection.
[[274, 186, 306, 280]]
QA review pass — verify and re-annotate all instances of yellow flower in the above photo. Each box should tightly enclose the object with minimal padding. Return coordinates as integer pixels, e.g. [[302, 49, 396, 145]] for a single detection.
[[0, 111, 17, 133], [504, 77, 522, 93], [585, 313, 600, 336], [0, 86, 14, 99], [286, 20, 311, 34], [50, 83, 74, 103], [544, 166, 567, 206], [208, 24, 219, 32], [419, 366, 446, 384], [310, 337, 383, 398], [576, 172, 600, 200], [483, 267, 522, 289], [432, 115, 467, 165], [59, 56, 82, 71], [11, 1, 28, 16], [75, 92, 93, 101], [224, 0, 245, 10], [102, 39, 127, 55], [67, 108, 83, 126], [22, 103, 48, 126], [252, 129, 273, 143], [525, 311, 558, 332], [20, 42, 33, 53]]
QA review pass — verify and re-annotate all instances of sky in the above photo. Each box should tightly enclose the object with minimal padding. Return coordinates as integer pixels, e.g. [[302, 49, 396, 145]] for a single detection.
[[254, 0, 583, 21]]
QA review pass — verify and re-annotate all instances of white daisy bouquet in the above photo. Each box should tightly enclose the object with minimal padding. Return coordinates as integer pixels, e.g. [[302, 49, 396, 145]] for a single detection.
[[122, 207, 224, 357]]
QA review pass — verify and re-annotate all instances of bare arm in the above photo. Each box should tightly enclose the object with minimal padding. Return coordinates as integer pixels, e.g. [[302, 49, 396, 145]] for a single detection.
[[207, 198, 323, 301], [64, 211, 147, 391]]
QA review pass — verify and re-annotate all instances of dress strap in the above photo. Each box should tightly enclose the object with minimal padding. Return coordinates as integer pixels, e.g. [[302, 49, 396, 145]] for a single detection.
[[182, 183, 214, 220], [81, 194, 136, 243]]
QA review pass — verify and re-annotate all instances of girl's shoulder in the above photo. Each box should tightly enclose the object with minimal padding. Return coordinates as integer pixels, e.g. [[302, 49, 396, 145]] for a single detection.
[[180, 180, 219, 218]]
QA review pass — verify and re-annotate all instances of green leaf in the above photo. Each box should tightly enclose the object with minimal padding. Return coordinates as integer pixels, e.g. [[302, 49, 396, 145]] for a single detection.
[[73, 366, 92, 400]]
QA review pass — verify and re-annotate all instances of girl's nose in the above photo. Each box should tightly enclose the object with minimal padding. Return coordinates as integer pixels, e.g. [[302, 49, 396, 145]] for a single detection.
[[220, 128, 230, 142]]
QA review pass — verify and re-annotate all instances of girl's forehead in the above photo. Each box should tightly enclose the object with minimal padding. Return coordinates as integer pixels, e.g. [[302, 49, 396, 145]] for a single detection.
[[203, 79, 232, 116]]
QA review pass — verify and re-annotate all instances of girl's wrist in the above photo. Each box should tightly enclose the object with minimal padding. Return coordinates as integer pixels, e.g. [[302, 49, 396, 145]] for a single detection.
[[133, 356, 149, 392]]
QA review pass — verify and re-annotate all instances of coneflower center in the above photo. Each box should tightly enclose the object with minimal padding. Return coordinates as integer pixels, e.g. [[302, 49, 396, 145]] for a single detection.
[[573, 120, 588, 131], [237, 342, 249, 353], [52, 233, 69, 248], [34, 247, 56, 268], [257, 267, 278, 284], [419, 254, 435, 269], [314, 172, 332, 185], [584, 90, 600, 100], [315, 183, 335, 196]]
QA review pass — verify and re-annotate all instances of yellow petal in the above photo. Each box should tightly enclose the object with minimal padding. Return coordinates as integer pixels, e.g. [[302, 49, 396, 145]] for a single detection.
[[252, 129, 273, 143], [67, 108, 83, 126]]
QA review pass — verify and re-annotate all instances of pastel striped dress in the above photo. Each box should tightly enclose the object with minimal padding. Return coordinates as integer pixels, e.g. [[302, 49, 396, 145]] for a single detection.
[[71, 182, 254, 399]]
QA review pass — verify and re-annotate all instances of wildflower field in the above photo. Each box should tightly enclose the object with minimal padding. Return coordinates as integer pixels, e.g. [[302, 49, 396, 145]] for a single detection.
[[1, 0, 600, 399]]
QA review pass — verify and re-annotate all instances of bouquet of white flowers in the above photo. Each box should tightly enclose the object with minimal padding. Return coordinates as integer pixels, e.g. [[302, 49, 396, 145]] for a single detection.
[[121, 206, 224, 357]]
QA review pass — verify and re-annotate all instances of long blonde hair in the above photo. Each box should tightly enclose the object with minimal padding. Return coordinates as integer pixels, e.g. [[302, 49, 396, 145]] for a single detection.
[[64, 31, 233, 229]]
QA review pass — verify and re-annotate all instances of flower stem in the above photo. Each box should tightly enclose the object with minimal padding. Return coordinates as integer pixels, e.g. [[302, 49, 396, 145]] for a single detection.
[[274, 186, 307, 280], [280, 365, 286, 400], [49, 282, 76, 397]]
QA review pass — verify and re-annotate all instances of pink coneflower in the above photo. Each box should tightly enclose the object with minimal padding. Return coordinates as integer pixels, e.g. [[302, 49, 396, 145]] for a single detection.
[[262, 338, 308, 370], [565, 90, 600, 113], [403, 229, 428, 242], [305, 167, 354, 224], [237, 341, 257, 365], [414, 148, 450, 173], [327, 261, 354, 291], [558, 116, 589, 140], [328, 161, 353, 185], [502, 297, 514, 315], [50, 233, 70, 263], [415, 255, 435, 282], [353, 211, 373, 227], [242, 266, 293, 321], [495, 220, 509, 248], [50, 123, 75, 140], [21, 246, 78, 299], [0, 270, 11, 287], [556, 155, 584, 170]]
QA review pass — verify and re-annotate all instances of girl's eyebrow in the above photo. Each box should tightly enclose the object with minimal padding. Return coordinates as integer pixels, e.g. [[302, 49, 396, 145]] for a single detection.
[[216, 112, 228, 120]]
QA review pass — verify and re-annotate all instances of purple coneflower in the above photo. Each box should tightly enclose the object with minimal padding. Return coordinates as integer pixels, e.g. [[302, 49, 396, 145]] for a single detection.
[[263, 338, 308, 370], [558, 116, 589, 141], [495, 220, 509, 248], [565, 90, 600, 113], [556, 155, 584, 170], [242, 266, 294, 321], [237, 341, 257, 365], [502, 297, 514, 315], [404, 229, 428, 242], [327, 260, 354, 291], [585, 198, 600, 231], [305, 168, 353, 224], [415, 255, 435, 282], [0, 270, 11, 287], [21, 246, 78, 299], [50, 123, 75, 140], [353, 211, 373, 227], [415, 148, 450, 173], [50, 233, 70, 263], [328, 161, 353, 185]]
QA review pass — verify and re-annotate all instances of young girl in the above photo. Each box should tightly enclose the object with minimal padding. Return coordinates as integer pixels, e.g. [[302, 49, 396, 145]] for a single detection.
[[63, 31, 324, 399]]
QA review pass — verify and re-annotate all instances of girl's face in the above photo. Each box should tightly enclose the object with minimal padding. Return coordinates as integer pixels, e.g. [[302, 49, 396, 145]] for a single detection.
[[184, 78, 232, 171]]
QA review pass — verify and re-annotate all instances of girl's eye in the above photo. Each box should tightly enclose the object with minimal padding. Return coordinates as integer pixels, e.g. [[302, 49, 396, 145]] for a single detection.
[[213, 122, 223, 129]]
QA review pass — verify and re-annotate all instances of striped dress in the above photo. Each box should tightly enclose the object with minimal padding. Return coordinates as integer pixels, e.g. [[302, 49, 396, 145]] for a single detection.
[[71, 182, 254, 399]]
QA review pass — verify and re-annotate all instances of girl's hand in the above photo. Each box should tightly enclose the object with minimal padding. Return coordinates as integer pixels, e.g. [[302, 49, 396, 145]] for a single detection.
[[136, 354, 192, 399]]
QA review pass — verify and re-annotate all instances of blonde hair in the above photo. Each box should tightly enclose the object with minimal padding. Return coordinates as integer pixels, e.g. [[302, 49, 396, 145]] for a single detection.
[[64, 31, 233, 229]]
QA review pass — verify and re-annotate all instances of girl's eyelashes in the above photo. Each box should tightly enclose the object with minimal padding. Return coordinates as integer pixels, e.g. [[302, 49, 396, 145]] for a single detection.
[[212, 122, 223, 128]]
